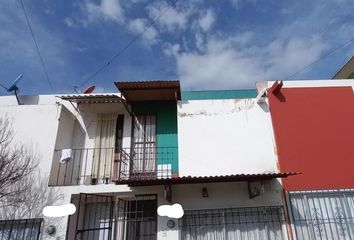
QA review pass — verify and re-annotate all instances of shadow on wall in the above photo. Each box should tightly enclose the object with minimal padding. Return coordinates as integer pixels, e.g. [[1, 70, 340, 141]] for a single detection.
[[18, 95, 40, 105], [258, 102, 270, 113], [0, 115, 65, 239], [272, 91, 286, 102], [77, 103, 132, 142]]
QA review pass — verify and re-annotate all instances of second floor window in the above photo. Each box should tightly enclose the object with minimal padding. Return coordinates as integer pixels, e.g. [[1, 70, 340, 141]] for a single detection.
[[92, 113, 118, 183], [131, 115, 157, 178]]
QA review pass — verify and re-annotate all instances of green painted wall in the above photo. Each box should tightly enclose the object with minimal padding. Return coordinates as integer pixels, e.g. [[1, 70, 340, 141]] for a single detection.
[[181, 89, 257, 100], [132, 101, 178, 173]]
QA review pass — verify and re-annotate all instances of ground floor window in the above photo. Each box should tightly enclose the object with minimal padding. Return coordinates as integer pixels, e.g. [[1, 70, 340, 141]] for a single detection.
[[115, 195, 157, 240], [0, 218, 43, 240], [180, 206, 287, 240], [69, 194, 114, 240], [289, 190, 354, 240], [67, 194, 157, 240]]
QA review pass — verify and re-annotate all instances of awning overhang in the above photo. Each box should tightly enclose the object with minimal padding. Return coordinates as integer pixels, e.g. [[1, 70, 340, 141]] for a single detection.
[[114, 172, 300, 187], [115, 80, 181, 102], [58, 94, 125, 104]]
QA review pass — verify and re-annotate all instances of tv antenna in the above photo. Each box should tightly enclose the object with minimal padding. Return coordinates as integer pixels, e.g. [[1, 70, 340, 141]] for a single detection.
[[0, 74, 24, 105]]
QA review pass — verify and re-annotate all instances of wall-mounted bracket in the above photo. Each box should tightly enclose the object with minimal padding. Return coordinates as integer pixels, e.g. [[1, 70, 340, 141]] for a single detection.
[[122, 99, 139, 124], [270, 80, 283, 94], [256, 81, 268, 103], [69, 101, 80, 114], [256, 90, 267, 103], [164, 184, 172, 203]]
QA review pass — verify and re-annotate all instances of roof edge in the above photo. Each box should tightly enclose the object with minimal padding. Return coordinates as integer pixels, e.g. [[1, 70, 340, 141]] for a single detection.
[[114, 172, 300, 186]]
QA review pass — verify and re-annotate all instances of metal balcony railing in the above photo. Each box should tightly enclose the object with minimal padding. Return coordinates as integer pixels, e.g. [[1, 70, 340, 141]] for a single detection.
[[117, 146, 177, 181], [49, 146, 177, 186]]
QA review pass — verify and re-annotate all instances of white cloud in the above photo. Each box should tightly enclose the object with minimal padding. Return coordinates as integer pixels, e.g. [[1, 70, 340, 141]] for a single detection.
[[263, 37, 327, 77], [147, 1, 190, 32], [198, 9, 215, 32], [85, 0, 124, 23], [64, 17, 77, 28], [162, 0, 353, 90], [168, 34, 327, 90], [230, 0, 257, 9], [163, 43, 180, 56], [195, 32, 205, 51], [128, 18, 159, 45]]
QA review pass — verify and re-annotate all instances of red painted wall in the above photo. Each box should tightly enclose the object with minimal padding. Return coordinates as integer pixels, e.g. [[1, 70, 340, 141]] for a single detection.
[[269, 86, 354, 191]]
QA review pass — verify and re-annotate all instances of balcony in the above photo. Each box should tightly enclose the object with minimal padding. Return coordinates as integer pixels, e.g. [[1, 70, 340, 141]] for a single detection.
[[49, 146, 178, 186]]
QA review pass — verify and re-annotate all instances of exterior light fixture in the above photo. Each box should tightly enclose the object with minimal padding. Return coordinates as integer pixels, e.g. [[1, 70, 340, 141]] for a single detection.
[[202, 187, 208, 198], [45, 225, 56, 235], [42, 203, 76, 217], [167, 219, 176, 229]]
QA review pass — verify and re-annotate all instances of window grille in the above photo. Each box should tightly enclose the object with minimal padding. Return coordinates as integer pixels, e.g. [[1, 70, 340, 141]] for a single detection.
[[67, 193, 114, 240], [67, 194, 157, 240], [115, 195, 157, 240], [0, 218, 43, 240], [180, 206, 287, 240], [289, 189, 354, 240]]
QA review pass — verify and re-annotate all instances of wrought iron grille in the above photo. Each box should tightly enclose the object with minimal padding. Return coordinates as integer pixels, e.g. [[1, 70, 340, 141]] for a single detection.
[[118, 147, 177, 181], [180, 206, 287, 240], [67, 193, 114, 240], [50, 147, 123, 186], [67, 194, 157, 240], [288, 189, 354, 240], [115, 195, 157, 240], [0, 218, 43, 240], [49, 146, 177, 186]]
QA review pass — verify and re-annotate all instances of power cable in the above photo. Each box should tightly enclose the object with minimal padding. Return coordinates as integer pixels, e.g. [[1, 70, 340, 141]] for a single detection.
[[19, 0, 54, 93], [0, 83, 8, 91], [285, 36, 354, 80], [75, 0, 179, 91]]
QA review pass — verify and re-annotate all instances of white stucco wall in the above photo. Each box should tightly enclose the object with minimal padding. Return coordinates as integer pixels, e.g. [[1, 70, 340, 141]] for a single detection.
[[0, 95, 60, 173], [83, 180, 284, 240], [0, 94, 134, 239], [155, 180, 284, 240], [177, 98, 278, 177]]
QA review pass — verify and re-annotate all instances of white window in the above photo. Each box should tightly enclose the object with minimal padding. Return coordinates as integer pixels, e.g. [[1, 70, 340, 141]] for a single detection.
[[289, 190, 354, 240]]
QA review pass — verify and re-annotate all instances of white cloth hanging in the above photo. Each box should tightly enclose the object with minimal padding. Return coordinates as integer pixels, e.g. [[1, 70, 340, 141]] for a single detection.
[[60, 149, 72, 163]]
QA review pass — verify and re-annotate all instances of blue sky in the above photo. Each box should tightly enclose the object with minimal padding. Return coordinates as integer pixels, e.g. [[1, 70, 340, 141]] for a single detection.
[[0, 0, 353, 95]]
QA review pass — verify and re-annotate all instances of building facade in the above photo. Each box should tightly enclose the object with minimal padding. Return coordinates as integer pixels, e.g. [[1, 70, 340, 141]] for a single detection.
[[0, 79, 353, 240]]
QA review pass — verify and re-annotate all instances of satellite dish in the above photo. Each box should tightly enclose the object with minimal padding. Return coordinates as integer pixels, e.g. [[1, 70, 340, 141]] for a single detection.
[[3, 74, 23, 105], [7, 74, 23, 92], [83, 85, 95, 94]]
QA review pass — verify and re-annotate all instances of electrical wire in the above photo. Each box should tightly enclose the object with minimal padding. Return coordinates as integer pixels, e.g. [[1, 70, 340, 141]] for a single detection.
[[19, 0, 54, 93], [76, 0, 179, 90], [285, 36, 354, 80], [0, 83, 8, 91]]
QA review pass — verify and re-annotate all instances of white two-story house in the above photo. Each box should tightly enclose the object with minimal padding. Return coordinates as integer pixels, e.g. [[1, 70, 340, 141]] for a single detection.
[[7, 79, 349, 240]]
